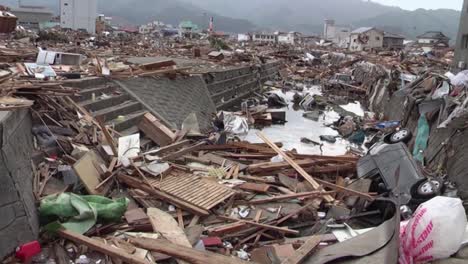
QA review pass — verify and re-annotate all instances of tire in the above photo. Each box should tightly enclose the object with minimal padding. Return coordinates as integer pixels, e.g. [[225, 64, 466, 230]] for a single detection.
[[413, 179, 442, 199], [389, 129, 412, 144]]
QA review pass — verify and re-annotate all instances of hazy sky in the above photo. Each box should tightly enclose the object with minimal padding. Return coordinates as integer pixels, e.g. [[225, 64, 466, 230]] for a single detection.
[[373, 0, 463, 10]]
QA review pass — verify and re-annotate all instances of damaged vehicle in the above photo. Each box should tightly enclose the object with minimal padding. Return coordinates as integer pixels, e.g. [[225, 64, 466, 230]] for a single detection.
[[357, 142, 444, 209]]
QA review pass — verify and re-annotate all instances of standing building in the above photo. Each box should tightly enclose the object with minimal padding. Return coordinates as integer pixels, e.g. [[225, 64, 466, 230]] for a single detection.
[[278, 31, 302, 45], [252, 32, 277, 44], [0, 9, 17, 33], [416, 31, 450, 47], [455, 0, 468, 70], [383, 32, 405, 50], [11, 6, 53, 30], [349, 27, 384, 51], [323, 19, 352, 48], [178, 20, 199, 38], [60, 0, 97, 34]]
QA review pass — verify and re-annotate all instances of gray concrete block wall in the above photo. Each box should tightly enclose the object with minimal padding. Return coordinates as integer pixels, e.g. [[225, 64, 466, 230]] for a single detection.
[[0, 109, 38, 259], [204, 61, 281, 109]]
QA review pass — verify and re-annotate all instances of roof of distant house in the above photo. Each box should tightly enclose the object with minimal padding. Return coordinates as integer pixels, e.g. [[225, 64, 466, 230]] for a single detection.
[[179, 21, 199, 30], [351, 27, 375, 34], [384, 32, 405, 39], [416, 31, 450, 40], [0, 10, 16, 18], [11, 6, 53, 14]]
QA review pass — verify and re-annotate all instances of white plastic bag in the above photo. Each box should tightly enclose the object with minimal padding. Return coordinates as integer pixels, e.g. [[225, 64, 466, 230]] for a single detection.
[[399, 196, 467, 264]]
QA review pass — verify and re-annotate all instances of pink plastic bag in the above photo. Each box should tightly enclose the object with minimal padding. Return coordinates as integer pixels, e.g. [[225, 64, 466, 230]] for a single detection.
[[399, 196, 467, 264]]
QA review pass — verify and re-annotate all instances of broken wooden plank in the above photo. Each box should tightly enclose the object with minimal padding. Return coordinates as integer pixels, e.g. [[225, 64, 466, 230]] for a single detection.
[[248, 191, 336, 205], [314, 178, 374, 201], [217, 216, 299, 235], [161, 142, 206, 161], [208, 222, 249, 236], [129, 237, 249, 264], [140, 59, 176, 71], [238, 182, 271, 193], [58, 229, 147, 264], [257, 132, 334, 203], [117, 174, 209, 216], [97, 118, 118, 157], [143, 140, 191, 156], [281, 236, 321, 264], [139, 113, 176, 147]]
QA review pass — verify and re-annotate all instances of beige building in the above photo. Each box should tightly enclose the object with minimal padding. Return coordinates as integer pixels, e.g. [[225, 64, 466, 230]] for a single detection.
[[349, 27, 384, 51], [324, 19, 351, 48]]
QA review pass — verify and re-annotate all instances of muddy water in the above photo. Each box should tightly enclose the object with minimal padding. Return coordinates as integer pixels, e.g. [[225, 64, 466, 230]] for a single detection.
[[243, 86, 363, 156]]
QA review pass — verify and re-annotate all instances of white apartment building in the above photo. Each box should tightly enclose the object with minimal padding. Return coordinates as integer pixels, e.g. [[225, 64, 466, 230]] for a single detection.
[[60, 0, 97, 34]]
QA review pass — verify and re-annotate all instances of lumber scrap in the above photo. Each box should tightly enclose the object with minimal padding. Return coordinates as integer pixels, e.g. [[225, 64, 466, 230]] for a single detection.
[[143, 140, 191, 156], [139, 113, 176, 147], [161, 141, 206, 161], [57, 229, 147, 264], [256, 132, 335, 203], [248, 191, 335, 204], [281, 236, 321, 264], [238, 182, 271, 193], [217, 216, 299, 235], [314, 178, 374, 201], [140, 59, 176, 71], [129, 237, 249, 264]]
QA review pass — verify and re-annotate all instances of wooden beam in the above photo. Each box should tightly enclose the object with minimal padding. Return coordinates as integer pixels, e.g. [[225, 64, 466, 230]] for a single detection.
[[129, 237, 249, 264], [256, 132, 335, 203], [247, 191, 336, 205], [143, 140, 191, 156], [97, 118, 118, 157], [217, 215, 299, 235], [117, 174, 209, 216], [314, 178, 374, 201], [161, 142, 205, 161], [138, 113, 176, 147], [238, 182, 271, 193], [57, 229, 147, 264], [281, 236, 321, 264]]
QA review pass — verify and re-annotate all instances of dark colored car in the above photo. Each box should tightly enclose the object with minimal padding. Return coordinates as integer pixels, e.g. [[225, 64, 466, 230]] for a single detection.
[[357, 142, 442, 206]]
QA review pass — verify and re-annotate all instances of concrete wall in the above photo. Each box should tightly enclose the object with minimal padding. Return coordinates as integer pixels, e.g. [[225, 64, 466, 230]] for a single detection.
[[203, 61, 281, 109], [455, 0, 468, 70], [0, 109, 38, 258]]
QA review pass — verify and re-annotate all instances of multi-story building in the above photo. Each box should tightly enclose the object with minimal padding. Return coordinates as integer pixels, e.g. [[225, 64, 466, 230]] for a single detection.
[[323, 19, 352, 48], [11, 5, 53, 30], [252, 32, 277, 43], [60, 0, 97, 34], [455, 0, 468, 70], [349, 27, 384, 51]]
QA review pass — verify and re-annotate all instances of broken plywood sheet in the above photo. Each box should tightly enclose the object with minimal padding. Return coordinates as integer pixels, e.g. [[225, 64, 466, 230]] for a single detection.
[[148, 207, 191, 264], [73, 151, 105, 195], [148, 208, 192, 247]]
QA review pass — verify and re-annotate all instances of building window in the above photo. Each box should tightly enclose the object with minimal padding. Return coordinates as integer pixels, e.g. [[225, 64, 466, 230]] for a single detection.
[[462, 34, 468, 49], [376, 36, 380, 40], [353, 39, 356, 43], [64, 3, 68, 6]]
